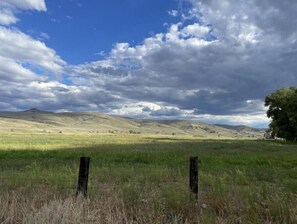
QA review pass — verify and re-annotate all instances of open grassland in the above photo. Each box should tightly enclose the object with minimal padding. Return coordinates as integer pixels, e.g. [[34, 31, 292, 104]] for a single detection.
[[0, 133, 296, 223]]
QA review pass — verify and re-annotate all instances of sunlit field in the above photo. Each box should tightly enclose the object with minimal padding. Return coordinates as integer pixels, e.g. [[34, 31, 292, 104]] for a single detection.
[[0, 133, 296, 223]]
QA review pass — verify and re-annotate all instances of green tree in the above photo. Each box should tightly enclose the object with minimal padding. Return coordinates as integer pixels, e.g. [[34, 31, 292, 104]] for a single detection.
[[265, 87, 297, 141]]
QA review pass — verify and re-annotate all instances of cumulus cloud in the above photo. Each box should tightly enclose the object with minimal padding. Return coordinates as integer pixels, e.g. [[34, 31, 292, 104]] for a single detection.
[[0, 8, 18, 25], [1, 0, 297, 127], [0, 26, 66, 112], [0, 0, 68, 111], [0, 0, 46, 25], [0, 26, 65, 73], [67, 0, 297, 127]]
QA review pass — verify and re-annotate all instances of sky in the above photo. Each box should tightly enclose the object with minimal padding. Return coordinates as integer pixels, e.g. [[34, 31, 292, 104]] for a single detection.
[[0, 0, 297, 128]]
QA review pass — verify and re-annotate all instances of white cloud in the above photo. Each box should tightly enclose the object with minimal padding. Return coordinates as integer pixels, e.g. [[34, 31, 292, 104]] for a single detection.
[[1, 0, 297, 128], [0, 0, 46, 25], [0, 56, 43, 82], [190, 113, 269, 128], [0, 0, 58, 78], [39, 32, 50, 40], [0, 0, 69, 112], [0, 26, 65, 73], [0, 8, 18, 25], [181, 23, 210, 38], [67, 0, 297, 127], [168, 10, 179, 17], [0, 0, 46, 11]]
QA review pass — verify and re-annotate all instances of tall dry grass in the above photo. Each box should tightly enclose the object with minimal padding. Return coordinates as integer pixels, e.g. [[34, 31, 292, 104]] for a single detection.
[[1, 187, 296, 224], [0, 189, 196, 224]]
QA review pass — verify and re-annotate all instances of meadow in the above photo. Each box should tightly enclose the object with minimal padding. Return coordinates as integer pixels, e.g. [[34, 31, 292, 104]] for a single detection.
[[0, 133, 296, 223]]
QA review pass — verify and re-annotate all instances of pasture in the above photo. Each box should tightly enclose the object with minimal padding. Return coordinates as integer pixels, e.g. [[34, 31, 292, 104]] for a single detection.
[[0, 133, 296, 223]]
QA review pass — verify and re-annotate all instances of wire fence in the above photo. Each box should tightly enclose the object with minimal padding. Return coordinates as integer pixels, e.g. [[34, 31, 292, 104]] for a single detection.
[[0, 156, 199, 199]]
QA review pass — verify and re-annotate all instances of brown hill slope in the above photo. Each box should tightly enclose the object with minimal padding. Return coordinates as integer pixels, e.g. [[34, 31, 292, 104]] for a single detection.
[[0, 109, 265, 138]]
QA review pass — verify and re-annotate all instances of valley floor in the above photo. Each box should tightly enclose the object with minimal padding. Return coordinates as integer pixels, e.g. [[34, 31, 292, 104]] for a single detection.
[[0, 133, 296, 223]]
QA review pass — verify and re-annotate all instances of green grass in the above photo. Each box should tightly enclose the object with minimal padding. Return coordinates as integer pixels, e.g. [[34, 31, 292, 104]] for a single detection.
[[0, 133, 296, 223]]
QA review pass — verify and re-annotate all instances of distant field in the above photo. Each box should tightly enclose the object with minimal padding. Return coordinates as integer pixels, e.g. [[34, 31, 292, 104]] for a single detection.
[[0, 133, 296, 223]]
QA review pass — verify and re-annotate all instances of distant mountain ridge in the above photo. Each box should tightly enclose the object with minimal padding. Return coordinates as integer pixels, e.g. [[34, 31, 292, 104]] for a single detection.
[[0, 109, 265, 138], [23, 108, 49, 113], [215, 124, 265, 132]]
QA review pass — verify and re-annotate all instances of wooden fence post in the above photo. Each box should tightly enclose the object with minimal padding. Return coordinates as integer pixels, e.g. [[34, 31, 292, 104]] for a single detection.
[[189, 156, 198, 199], [76, 157, 90, 197]]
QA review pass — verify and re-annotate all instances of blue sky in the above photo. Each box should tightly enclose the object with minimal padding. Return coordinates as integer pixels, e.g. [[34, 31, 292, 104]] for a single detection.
[[16, 0, 181, 64], [1, 0, 297, 128]]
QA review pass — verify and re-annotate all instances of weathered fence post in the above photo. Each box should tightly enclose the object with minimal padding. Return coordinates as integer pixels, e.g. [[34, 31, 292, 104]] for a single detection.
[[189, 156, 198, 199], [76, 157, 90, 197]]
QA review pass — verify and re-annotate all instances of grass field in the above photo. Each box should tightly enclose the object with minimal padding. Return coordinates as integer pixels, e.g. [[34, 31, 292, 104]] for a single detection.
[[0, 133, 296, 223]]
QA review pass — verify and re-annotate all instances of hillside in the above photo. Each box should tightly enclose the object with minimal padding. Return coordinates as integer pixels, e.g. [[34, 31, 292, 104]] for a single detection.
[[0, 109, 265, 138]]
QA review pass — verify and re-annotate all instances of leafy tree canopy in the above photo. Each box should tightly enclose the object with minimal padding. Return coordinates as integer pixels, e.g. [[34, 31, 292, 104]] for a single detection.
[[265, 87, 297, 141]]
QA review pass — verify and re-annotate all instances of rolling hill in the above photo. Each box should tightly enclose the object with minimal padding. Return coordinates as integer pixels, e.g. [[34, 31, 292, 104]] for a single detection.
[[0, 108, 265, 138]]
